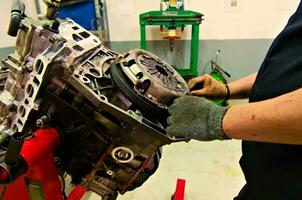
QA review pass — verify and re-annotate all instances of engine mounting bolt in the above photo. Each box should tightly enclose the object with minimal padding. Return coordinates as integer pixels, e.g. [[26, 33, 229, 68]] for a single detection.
[[36, 115, 51, 128], [135, 110, 141, 115], [26, 62, 33, 71]]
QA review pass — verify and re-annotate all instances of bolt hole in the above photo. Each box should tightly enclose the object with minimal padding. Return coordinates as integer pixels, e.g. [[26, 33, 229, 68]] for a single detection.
[[89, 68, 100, 77], [137, 79, 151, 93], [34, 60, 44, 74], [33, 77, 40, 86], [72, 34, 83, 41], [155, 65, 168, 76], [18, 106, 26, 117], [26, 84, 34, 97], [17, 119, 23, 125], [79, 31, 90, 38], [136, 72, 144, 79], [73, 45, 84, 51], [100, 95, 107, 101], [82, 77, 89, 82], [123, 53, 130, 58], [123, 59, 136, 67]]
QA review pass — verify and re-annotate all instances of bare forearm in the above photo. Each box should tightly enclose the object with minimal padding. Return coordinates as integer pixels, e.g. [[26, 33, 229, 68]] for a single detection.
[[228, 73, 257, 99], [223, 88, 302, 144]]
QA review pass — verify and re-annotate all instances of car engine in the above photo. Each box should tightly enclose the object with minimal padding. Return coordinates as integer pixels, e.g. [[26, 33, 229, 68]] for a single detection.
[[0, 1, 189, 199]]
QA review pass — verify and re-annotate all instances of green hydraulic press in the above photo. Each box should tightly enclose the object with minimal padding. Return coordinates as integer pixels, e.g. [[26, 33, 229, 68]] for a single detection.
[[139, 0, 203, 77]]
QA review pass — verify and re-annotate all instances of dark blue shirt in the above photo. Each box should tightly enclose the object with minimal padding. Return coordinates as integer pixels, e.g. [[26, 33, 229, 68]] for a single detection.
[[238, 1, 302, 200]]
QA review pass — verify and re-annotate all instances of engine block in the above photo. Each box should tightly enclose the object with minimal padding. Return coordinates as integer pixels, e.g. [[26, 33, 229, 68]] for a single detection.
[[0, 13, 188, 199]]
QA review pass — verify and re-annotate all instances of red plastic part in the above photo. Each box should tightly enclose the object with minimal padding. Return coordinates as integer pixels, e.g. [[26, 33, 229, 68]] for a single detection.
[[174, 178, 186, 200], [0, 128, 63, 200], [67, 185, 88, 200]]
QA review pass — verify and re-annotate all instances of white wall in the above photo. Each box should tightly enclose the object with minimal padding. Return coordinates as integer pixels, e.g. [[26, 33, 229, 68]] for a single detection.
[[107, 0, 300, 41], [0, 0, 300, 47], [0, 0, 46, 48], [0, 1, 19, 48]]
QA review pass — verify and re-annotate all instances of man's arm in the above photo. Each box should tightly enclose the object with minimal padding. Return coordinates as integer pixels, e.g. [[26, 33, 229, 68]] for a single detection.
[[228, 73, 257, 99], [223, 88, 302, 144]]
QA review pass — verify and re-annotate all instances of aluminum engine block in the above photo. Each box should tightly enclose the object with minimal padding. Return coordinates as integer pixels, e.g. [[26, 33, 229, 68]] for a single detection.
[[0, 16, 189, 199]]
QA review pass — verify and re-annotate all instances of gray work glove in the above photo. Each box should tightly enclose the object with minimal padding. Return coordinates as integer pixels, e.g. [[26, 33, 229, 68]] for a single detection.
[[166, 96, 230, 141]]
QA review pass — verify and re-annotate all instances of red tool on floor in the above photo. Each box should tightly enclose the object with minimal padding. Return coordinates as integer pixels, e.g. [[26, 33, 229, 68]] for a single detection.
[[172, 178, 186, 200]]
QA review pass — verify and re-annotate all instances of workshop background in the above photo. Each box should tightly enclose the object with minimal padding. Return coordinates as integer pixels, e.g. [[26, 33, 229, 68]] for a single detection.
[[0, 0, 300, 199]]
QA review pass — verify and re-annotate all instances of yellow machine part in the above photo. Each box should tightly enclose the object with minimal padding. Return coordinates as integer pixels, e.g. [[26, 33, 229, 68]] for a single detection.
[[169, 0, 177, 7]]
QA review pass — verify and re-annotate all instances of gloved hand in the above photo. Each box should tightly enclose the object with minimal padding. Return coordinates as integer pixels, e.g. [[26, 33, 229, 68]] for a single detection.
[[188, 74, 228, 101], [166, 95, 230, 141]]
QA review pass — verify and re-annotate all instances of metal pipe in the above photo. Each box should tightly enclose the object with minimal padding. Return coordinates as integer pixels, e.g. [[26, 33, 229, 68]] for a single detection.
[[102, 0, 111, 47], [7, 0, 25, 37], [34, 0, 42, 15]]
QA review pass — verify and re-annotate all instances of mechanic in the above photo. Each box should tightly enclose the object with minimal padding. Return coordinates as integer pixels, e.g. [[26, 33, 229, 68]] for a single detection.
[[166, 1, 302, 200]]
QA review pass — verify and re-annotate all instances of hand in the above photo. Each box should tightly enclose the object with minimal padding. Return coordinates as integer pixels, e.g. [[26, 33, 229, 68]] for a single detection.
[[166, 96, 230, 141], [188, 74, 228, 101]]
